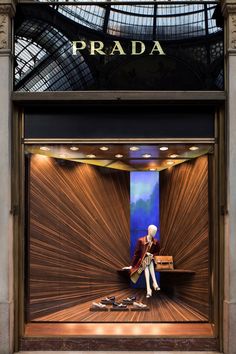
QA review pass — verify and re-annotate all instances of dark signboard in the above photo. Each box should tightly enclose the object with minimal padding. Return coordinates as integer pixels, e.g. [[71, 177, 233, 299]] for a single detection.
[[15, 2, 223, 91]]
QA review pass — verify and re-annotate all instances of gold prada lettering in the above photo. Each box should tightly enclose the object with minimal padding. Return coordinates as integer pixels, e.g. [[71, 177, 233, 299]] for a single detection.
[[90, 41, 106, 55], [72, 40, 165, 56], [110, 41, 126, 55], [149, 41, 166, 56], [72, 41, 86, 55], [131, 41, 145, 55]]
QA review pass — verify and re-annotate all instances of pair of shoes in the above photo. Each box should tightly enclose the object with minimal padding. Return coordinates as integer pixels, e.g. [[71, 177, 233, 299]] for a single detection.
[[101, 296, 115, 304], [146, 289, 152, 298], [113, 302, 127, 309], [123, 296, 136, 304], [91, 302, 107, 309], [133, 301, 147, 308], [153, 284, 161, 291]]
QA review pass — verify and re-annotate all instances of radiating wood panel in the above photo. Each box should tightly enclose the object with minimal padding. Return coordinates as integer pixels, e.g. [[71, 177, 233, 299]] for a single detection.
[[160, 155, 209, 318], [28, 155, 130, 320], [34, 288, 208, 323]]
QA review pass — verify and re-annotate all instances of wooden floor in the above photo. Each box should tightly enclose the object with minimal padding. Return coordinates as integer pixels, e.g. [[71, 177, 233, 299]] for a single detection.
[[25, 322, 214, 337], [34, 289, 208, 323]]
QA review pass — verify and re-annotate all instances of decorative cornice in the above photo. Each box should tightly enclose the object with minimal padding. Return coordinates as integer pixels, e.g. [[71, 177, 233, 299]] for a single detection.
[[0, 1, 16, 18], [0, 1, 16, 50], [222, 0, 236, 16]]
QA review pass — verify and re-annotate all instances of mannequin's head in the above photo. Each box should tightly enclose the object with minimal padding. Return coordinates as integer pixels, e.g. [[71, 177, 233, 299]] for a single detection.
[[148, 225, 158, 237]]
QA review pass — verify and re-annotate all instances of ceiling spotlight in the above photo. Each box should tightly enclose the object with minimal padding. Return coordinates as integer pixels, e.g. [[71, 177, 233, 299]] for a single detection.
[[100, 146, 109, 151], [70, 146, 79, 151], [115, 154, 123, 158], [167, 161, 174, 165], [40, 146, 50, 151], [86, 154, 96, 158], [189, 146, 199, 151], [170, 154, 178, 158], [160, 146, 168, 151], [149, 168, 156, 171], [129, 146, 140, 151], [142, 154, 152, 158]]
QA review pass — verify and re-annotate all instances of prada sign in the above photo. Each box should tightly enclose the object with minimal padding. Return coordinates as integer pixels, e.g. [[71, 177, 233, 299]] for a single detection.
[[72, 40, 166, 56]]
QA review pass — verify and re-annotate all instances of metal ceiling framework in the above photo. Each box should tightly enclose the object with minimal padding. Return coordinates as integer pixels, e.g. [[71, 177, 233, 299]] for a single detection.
[[14, 0, 223, 91]]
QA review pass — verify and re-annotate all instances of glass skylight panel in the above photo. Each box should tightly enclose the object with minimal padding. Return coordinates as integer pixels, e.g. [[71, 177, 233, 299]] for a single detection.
[[156, 5, 207, 39], [108, 6, 153, 39], [58, 5, 105, 30], [15, 38, 48, 82]]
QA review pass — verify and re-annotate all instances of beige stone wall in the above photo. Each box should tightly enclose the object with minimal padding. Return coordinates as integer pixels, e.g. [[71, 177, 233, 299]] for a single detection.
[[222, 1, 236, 354], [0, 1, 15, 354]]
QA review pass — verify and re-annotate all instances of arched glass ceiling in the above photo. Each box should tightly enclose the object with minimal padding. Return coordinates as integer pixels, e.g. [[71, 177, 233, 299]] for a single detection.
[[54, 2, 221, 40], [15, 19, 94, 91]]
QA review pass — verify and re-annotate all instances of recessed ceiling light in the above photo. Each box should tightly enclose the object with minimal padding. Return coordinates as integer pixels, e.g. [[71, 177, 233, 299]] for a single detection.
[[129, 146, 140, 151], [100, 146, 109, 151], [86, 154, 96, 158], [160, 146, 168, 151], [40, 146, 50, 151], [167, 161, 174, 165], [70, 146, 79, 151], [115, 154, 123, 158], [189, 146, 199, 151], [170, 154, 178, 158], [149, 168, 156, 171], [142, 153, 152, 158]]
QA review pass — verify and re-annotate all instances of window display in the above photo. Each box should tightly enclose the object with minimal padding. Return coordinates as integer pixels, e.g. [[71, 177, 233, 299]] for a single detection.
[[25, 143, 211, 324]]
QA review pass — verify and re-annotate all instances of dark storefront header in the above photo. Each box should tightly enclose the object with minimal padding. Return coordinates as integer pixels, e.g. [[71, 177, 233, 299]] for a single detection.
[[24, 105, 215, 139], [15, 2, 223, 92]]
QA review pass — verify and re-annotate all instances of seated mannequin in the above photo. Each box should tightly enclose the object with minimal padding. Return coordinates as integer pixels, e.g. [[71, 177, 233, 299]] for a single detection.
[[130, 225, 161, 298]]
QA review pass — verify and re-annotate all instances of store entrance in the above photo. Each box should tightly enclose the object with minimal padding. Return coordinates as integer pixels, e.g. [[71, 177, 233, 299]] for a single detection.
[[19, 102, 220, 349]]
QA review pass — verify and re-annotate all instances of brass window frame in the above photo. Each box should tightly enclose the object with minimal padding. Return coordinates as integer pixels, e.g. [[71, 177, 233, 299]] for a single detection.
[[12, 98, 225, 352]]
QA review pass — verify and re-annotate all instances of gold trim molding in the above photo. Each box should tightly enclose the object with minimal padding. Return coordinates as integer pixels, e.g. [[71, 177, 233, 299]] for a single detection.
[[23, 138, 216, 144]]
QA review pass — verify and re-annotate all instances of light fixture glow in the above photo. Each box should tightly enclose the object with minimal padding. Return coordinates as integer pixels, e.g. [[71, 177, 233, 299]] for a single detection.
[[70, 146, 79, 151], [115, 154, 123, 158], [149, 168, 156, 171], [170, 154, 178, 158], [167, 161, 174, 165], [142, 154, 152, 158], [100, 146, 109, 151], [40, 146, 50, 151], [129, 146, 140, 151], [189, 146, 199, 151], [160, 146, 168, 151], [86, 154, 96, 158]]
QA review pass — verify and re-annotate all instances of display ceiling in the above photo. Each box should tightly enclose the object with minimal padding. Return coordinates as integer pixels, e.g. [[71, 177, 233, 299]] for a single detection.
[[26, 143, 213, 171]]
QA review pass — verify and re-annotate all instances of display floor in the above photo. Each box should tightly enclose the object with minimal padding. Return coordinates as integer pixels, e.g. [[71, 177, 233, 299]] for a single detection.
[[33, 289, 208, 323]]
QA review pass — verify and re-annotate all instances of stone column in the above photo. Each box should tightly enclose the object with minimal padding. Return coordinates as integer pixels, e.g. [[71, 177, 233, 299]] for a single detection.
[[222, 1, 236, 353], [0, 1, 16, 354]]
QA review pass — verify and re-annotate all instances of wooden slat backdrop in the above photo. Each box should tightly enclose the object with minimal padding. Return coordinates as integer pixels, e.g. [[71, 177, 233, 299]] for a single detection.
[[160, 155, 209, 318], [28, 154, 210, 322], [28, 155, 130, 320]]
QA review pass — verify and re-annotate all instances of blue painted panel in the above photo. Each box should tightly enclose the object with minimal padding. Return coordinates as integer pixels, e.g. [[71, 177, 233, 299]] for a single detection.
[[130, 172, 160, 288]]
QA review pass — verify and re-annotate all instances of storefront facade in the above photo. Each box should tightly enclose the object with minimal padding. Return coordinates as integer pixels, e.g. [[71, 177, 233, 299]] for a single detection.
[[0, 0, 236, 353]]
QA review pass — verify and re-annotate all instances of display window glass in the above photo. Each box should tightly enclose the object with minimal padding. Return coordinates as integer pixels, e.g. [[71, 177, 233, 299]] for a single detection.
[[24, 142, 214, 324]]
